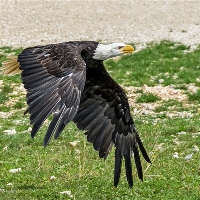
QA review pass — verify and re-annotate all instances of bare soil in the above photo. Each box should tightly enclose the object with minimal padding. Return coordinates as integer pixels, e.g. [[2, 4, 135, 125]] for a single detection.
[[0, 0, 200, 49]]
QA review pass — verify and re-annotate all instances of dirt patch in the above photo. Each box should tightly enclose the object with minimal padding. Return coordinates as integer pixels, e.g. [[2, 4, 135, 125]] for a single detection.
[[125, 84, 190, 102], [125, 84, 198, 117], [0, 1, 200, 49]]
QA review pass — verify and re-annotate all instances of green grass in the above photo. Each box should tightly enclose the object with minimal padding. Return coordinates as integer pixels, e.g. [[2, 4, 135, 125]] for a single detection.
[[0, 41, 200, 199], [0, 83, 14, 104], [0, 105, 10, 112], [136, 93, 161, 103], [154, 100, 189, 113], [188, 89, 200, 103], [105, 40, 200, 87], [13, 98, 26, 109], [174, 84, 188, 90]]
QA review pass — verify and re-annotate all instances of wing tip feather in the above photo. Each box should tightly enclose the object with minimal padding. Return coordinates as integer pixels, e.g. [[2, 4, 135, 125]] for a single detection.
[[124, 149, 133, 187]]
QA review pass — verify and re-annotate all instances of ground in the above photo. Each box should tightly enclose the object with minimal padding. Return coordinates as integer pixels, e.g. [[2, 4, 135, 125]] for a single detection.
[[0, 1, 200, 199], [0, 1, 200, 49]]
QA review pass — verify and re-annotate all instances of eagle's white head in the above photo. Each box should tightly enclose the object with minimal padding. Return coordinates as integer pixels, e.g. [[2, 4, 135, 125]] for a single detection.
[[92, 43, 134, 60]]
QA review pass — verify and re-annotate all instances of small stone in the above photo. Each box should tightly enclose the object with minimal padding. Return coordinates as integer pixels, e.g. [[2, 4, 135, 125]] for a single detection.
[[3, 145, 8, 151], [69, 140, 80, 147], [50, 176, 56, 180], [75, 149, 81, 154], [0, 189, 5, 193], [177, 131, 186, 135], [3, 129, 16, 135], [180, 66, 185, 70], [192, 145, 199, 152], [142, 110, 149, 115], [9, 168, 22, 173], [60, 190, 73, 198], [164, 72, 169, 76], [173, 152, 179, 158], [147, 104, 154, 110], [173, 138, 182, 145], [172, 75, 178, 79], [158, 79, 164, 84], [185, 153, 193, 160], [155, 143, 165, 151], [133, 108, 139, 114]]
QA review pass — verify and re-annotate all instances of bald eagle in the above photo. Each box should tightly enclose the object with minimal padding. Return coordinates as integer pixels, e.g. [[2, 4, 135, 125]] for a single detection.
[[1, 41, 151, 187]]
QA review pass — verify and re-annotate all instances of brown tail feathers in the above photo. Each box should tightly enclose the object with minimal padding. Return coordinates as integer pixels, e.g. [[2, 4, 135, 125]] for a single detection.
[[0, 56, 21, 76]]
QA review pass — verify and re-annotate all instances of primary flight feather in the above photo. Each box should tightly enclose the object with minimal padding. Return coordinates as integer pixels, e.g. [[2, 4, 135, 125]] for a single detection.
[[1, 41, 151, 187]]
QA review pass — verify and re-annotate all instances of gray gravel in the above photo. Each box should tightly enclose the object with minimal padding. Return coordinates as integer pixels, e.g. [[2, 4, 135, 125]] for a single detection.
[[0, 0, 200, 49]]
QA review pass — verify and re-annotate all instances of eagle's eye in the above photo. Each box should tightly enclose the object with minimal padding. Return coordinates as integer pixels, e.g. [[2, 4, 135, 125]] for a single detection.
[[118, 46, 124, 49]]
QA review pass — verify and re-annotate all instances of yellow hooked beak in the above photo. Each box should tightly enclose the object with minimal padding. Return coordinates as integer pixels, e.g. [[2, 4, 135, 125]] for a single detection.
[[121, 45, 134, 54]]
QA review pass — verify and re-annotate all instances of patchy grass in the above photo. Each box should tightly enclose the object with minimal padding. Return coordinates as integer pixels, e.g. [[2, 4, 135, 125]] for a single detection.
[[188, 89, 200, 103], [154, 100, 188, 113], [105, 41, 200, 87], [0, 42, 200, 199], [0, 105, 10, 112], [174, 84, 188, 90], [0, 83, 14, 104], [136, 93, 161, 103], [13, 98, 26, 109]]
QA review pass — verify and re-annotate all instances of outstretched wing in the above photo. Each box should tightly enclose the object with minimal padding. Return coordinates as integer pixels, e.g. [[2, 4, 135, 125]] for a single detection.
[[18, 43, 86, 146], [73, 64, 151, 187]]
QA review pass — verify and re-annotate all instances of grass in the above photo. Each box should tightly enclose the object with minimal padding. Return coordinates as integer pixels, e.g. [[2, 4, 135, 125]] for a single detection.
[[188, 89, 200, 103], [105, 40, 200, 87], [0, 83, 14, 104], [136, 93, 161, 103], [0, 41, 200, 199], [154, 100, 189, 113], [13, 98, 26, 110]]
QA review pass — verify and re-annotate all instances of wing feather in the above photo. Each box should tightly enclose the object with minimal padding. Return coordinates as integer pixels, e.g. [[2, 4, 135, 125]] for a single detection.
[[28, 84, 58, 109], [17, 43, 87, 146], [124, 147, 133, 187], [95, 121, 114, 152], [74, 64, 151, 187], [44, 105, 66, 146], [114, 134, 123, 187], [30, 90, 60, 123], [31, 98, 60, 138], [87, 115, 108, 143], [93, 118, 111, 151], [79, 106, 103, 129]]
